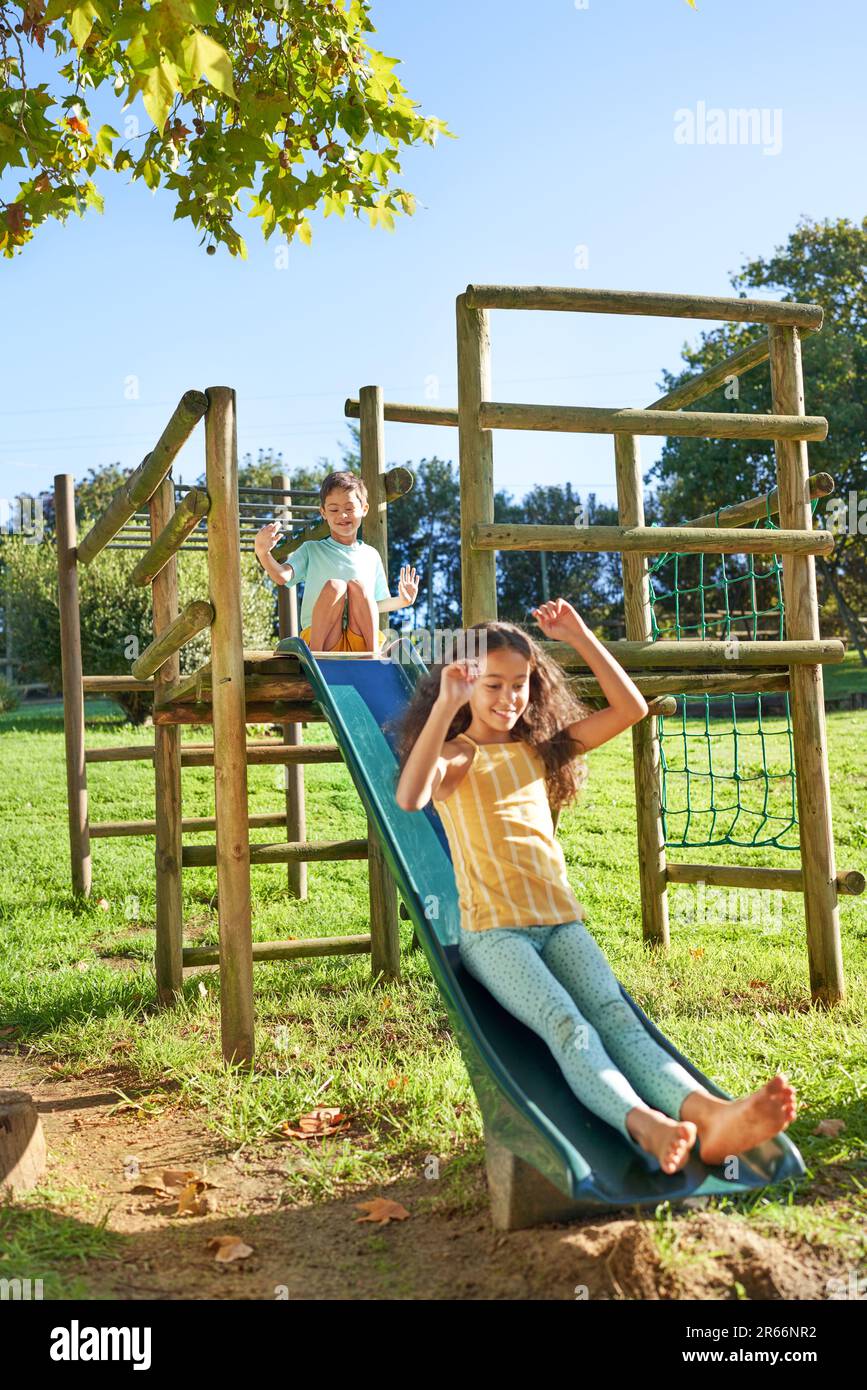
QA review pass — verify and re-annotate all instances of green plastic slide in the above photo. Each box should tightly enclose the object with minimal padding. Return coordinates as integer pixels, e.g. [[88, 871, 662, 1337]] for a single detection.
[[279, 637, 805, 1211]]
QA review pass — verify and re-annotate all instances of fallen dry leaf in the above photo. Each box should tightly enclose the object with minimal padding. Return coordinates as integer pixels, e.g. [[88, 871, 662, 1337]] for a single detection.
[[176, 1180, 211, 1216], [748, 979, 768, 989], [129, 1172, 172, 1196], [208, 1235, 253, 1263], [386, 1076, 409, 1089], [353, 1197, 410, 1225], [97, 898, 110, 910], [813, 1118, 846, 1138], [278, 1107, 350, 1141], [162, 1168, 199, 1191], [688, 948, 704, 960]]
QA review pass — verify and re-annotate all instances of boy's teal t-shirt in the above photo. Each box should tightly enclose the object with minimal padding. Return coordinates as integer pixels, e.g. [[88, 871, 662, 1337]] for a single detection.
[[280, 535, 390, 629]]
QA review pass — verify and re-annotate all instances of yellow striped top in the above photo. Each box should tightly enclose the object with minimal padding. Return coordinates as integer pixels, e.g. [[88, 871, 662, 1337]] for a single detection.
[[434, 732, 585, 933]]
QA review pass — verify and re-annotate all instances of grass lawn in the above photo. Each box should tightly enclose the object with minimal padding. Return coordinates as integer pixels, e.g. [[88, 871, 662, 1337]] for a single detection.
[[1, 654, 865, 1298]]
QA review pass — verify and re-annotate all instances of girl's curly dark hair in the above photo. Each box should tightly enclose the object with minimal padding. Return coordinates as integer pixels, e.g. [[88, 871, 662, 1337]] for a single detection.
[[394, 621, 593, 813]]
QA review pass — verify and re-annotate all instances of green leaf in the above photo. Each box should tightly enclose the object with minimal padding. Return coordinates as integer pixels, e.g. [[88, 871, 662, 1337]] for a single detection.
[[68, 1, 99, 51], [141, 62, 180, 135], [140, 158, 160, 190], [43, 0, 80, 22], [187, 0, 218, 23], [181, 30, 236, 101], [95, 124, 118, 156]]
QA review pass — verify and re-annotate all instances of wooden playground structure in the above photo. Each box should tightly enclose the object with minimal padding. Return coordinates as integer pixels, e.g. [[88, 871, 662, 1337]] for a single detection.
[[57, 284, 861, 1066]]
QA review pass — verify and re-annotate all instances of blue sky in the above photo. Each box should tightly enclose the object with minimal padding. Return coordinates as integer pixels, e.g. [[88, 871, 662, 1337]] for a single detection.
[[2, 0, 864, 512]]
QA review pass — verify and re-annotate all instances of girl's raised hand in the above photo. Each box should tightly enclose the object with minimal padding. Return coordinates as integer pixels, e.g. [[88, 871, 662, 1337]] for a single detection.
[[532, 597, 585, 643], [437, 660, 480, 710]]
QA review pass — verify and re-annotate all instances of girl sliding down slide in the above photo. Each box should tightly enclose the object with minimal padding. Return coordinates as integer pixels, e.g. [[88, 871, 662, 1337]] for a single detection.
[[394, 598, 797, 1175]]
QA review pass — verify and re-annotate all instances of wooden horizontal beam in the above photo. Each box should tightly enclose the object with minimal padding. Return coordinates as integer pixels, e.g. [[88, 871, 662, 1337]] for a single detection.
[[666, 862, 865, 896], [545, 638, 845, 670], [477, 401, 828, 442], [82, 675, 155, 693], [181, 839, 367, 867], [182, 934, 373, 967], [76, 391, 208, 564], [159, 670, 314, 705], [569, 671, 791, 699], [152, 702, 324, 726], [131, 487, 210, 587], [464, 284, 824, 329], [91, 812, 297, 838], [240, 650, 303, 671], [84, 742, 341, 766], [345, 398, 458, 427], [183, 742, 338, 766], [472, 523, 834, 557], [131, 600, 214, 681]]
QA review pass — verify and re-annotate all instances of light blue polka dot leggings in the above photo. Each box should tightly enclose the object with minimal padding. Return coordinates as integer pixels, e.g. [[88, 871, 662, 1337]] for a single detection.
[[458, 919, 707, 1164]]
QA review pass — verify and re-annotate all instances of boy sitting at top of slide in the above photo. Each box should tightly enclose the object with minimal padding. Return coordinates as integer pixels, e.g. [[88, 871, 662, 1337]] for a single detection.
[[254, 469, 419, 652]]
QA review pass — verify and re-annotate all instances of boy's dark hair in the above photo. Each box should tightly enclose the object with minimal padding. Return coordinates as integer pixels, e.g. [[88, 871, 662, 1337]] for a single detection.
[[319, 470, 368, 507]]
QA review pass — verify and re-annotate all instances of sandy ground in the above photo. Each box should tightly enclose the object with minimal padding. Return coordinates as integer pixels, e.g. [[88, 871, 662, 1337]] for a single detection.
[[0, 1050, 854, 1301]]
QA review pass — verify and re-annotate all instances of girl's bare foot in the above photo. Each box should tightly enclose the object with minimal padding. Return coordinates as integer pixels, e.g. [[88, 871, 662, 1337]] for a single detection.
[[682, 1074, 797, 1165], [626, 1107, 698, 1174]]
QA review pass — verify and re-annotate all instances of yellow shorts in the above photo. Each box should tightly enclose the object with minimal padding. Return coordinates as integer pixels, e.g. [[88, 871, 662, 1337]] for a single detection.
[[300, 625, 387, 653]]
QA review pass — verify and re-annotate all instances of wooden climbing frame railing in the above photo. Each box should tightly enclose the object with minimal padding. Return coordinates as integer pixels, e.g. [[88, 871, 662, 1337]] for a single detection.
[[453, 284, 848, 1005], [343, 285, 854, 1007], [55, 387, 412, 1065]]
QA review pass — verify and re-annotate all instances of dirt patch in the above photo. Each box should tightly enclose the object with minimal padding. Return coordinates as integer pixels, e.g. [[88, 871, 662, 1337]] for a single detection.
[[0, 1051, 850, 1301]]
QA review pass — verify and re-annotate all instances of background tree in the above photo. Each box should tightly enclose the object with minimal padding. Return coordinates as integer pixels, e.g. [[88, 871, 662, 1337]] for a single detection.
[[648, 216, 866, 658], [496, 484, 624, 635], [2, 458, 273, 721], [0, 0, 449, 256]]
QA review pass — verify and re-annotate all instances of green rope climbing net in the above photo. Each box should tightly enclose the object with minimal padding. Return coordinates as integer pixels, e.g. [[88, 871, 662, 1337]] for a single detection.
[[647, 495, 821, 851]]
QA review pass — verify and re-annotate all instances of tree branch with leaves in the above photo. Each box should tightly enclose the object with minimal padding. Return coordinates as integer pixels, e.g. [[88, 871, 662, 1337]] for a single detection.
[[0, 0, 450, 257]]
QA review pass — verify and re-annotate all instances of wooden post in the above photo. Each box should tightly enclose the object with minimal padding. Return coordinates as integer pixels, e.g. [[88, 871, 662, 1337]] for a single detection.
[[768, 326, 844, 1004], [456, 294, 497, 625], [205, 387, 254, 1064], [55, 473, 91, 897], [358, 385, 401, 981], [273, 471, 306, 900], [614, 437, 669, 949], [359, 385, 389, 637], [0, 1091, 46, 1195], [151, 475, 184, 1005]]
